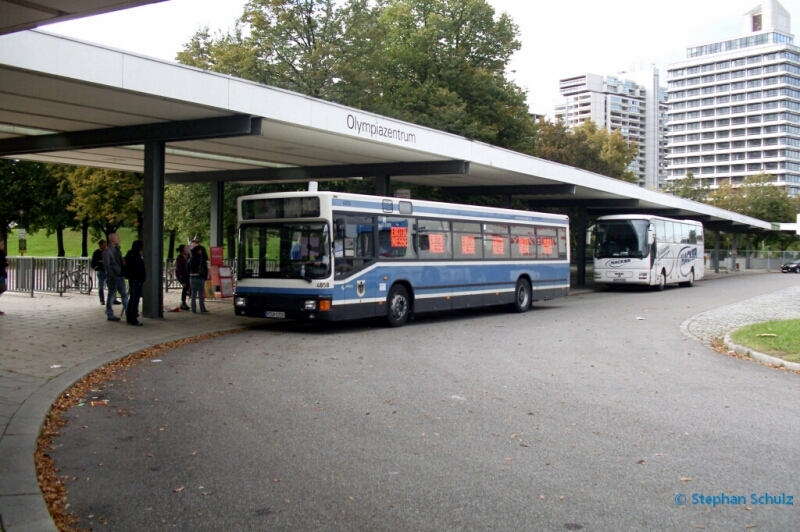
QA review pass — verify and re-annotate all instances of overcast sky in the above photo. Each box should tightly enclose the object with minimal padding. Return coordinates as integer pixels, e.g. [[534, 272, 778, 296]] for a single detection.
[[45, 0, 800, 117]]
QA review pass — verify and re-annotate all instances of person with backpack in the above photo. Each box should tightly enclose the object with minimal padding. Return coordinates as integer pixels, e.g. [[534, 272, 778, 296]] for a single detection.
[[124, 240, 146, 326], [189, 244, 209, 314], [175, 244, 190, 311]]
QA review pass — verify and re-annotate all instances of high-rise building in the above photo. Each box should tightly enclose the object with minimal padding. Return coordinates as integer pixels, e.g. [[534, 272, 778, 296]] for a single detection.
[[554, 68, 668, 190], [665, 0, 800, 196]]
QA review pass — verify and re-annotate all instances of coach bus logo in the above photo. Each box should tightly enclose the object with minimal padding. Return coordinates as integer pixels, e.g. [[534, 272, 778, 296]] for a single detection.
[[357, 280, 366, 298], [607, 259, 631, 268], [679, 246, 698, 276]]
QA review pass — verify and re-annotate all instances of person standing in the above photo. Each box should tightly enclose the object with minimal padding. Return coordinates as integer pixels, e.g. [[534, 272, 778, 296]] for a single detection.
[[0, 239, 7, 316], [91, 239, 107, 305], [102, 233, 128, 322], [189, 244, 209, 314], [124, 240, 145, 326], [175, 244, 190, 311]]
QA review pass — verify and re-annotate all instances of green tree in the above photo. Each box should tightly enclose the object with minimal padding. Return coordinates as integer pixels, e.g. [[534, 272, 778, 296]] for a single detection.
[[164, 183, 211, 252], [65, 167, 143, 239], [533, 119, 638, 182], [0, 160, 53, 247], [34, 165, 80, 257], [664, 171, 709, 202], [177, 0, 536, 153]]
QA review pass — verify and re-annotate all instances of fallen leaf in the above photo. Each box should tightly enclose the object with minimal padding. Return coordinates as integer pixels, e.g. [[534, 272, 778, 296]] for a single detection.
[[637, 460, 646, 465], [173, 486, 184, 493], [756, 334, 776, 337], [680, 477, 692, 482]]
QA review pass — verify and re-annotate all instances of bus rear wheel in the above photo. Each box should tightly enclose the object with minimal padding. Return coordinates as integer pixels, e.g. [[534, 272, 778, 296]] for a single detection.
[[680, 269, 695, 288], [513, 278, 531, 313], [386, 284, 410, 327]]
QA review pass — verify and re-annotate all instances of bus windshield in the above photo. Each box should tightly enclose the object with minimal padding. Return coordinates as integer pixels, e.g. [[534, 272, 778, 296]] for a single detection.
[[595, 219, 649, 259], [238, 223, 330, 281]]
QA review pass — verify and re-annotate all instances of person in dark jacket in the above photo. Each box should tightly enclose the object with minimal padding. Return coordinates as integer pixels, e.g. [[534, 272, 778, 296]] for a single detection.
[[91, 240, 107, 305], [175, 244, 190, 311], [189, 244, 209, 313], [102, 233, 128, 321], [0, 239, 7, 316], [124, 240, 146, 326]]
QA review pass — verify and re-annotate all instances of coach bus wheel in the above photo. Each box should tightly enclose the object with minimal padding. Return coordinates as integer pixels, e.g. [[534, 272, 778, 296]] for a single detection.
[[655, 270, 666, 291], [513, 278, 531, 313], [386, 284, 410, 327], [680, 269, 694, 288]]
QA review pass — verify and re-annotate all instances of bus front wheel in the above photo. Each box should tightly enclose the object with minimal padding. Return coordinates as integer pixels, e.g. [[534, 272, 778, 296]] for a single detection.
[[513, 278, 531, 313], [655, 270, 666, 291], [386, 284, 410, 327]]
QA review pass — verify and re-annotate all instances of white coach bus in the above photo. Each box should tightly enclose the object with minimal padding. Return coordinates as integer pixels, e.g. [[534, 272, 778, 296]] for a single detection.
[[593, 215, 704, 290]]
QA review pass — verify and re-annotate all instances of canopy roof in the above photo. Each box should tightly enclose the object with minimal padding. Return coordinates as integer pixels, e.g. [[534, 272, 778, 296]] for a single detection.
[[0, 30, 779, 233]]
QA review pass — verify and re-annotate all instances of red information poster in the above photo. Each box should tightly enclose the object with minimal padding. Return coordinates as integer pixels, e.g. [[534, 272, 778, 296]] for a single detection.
[[210, 246, 224, 266]]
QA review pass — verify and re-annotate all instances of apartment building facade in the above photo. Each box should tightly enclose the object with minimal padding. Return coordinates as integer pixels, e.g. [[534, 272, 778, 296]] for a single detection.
[[665, 0, 800, 196], [554, 69, 668, 190]]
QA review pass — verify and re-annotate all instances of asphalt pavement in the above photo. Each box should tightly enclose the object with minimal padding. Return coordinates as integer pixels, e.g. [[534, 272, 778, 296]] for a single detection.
[[11, 272, 799, 532]]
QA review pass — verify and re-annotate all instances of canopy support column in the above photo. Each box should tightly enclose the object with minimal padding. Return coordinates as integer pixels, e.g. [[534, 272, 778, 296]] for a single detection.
[[142, 140, 165, 319], [375, 175, 390, 197], [745, 234, 751, 269], [713, 230, 721, 274], [731, 233, 738, 271], [575, 208, 588, 287], [500, 195, 512, 209], [210, 181, 224, 248]]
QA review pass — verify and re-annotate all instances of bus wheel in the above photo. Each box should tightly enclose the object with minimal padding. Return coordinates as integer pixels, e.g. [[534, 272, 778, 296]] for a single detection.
[[513, 278, 531, 313], [386, 284, 410, 327], [655, 270, 666, 291], [680, 269, 695, 288]]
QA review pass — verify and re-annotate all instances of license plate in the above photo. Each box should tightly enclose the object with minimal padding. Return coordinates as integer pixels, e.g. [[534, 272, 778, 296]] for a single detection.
[[265, 311, 285, 318], [612, 279, 627, 283]]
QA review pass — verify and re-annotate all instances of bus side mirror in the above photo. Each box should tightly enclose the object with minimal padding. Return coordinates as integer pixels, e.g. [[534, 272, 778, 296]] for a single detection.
[[647, 231, 655, 245]]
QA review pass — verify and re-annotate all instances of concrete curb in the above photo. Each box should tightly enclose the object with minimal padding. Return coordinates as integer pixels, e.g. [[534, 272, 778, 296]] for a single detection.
[[723, 333, 800, 372], [0, 322, 258, 532]]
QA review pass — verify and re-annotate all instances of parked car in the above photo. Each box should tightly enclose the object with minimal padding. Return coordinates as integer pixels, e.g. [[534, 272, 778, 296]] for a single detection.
[[781, 258, 800, 273]]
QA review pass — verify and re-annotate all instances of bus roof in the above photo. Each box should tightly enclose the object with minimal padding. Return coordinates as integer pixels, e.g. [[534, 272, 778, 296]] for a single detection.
[[596, 214, 702, 227], [238, 191, 569, 225]]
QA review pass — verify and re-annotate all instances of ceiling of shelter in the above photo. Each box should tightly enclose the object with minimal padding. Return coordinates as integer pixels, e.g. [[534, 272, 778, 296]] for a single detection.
[[0, 0, 165, 35], [0, 30, 779, 233]]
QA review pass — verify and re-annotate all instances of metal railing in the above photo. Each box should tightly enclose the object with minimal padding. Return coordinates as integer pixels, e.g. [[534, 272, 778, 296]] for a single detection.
[[5, 257, 93, 296], [705, 250, 800, 271]]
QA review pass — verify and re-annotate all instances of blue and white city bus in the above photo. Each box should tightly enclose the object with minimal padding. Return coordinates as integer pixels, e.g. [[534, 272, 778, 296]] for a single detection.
[[233, 191, 570, 326], [593, 214, 704, 290]]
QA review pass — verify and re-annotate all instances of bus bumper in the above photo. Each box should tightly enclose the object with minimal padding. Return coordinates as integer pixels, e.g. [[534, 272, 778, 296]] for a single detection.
[[233, 292, 335, 321]]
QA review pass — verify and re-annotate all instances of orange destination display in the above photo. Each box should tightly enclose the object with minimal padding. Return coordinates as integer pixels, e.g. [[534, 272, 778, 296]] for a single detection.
[[429, 233, 445, 254], [461, 235, 475, 255], [390, 226, 407, 248]]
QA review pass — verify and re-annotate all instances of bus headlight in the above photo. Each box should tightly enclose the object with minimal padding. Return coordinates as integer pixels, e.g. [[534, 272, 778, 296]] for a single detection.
[[304, 300, 317, 310], [234, 297, 247, 307]]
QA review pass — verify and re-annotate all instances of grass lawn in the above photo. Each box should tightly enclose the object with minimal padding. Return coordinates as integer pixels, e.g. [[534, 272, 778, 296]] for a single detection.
[[4, 227, 233, 258], [730, 319, 800, 363]]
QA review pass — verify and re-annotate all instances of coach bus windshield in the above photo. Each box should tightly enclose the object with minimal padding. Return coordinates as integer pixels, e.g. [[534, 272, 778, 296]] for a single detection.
[[595, 219, 649, 259], [238, 223, 330, 281]]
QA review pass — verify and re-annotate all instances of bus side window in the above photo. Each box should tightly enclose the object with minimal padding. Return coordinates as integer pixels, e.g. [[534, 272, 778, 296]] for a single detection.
[[655, 220, 666, 243], [664, 221, 675, 243], [334, 215, 375, 277]]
